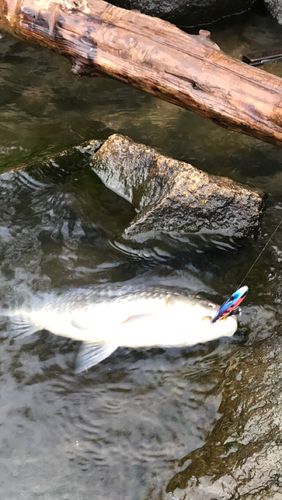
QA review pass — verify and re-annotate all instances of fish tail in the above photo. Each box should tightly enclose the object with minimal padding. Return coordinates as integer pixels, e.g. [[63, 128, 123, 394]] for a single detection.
[[6, 315, 40, 339]]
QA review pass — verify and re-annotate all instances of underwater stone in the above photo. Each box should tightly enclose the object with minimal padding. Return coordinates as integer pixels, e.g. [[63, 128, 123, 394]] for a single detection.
[[91, 134, 266, 239], [263, 0, 282, 25]]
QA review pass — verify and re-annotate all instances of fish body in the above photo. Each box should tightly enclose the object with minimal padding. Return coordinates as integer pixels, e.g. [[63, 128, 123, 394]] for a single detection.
[[3, 287, 238, 372]]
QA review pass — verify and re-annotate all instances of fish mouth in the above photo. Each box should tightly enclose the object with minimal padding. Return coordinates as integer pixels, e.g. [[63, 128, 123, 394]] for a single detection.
[[202, 315, 213, 322], [218, 315, 231, 322], [202, 312, 238, 338], [202, 314, 235, 323]]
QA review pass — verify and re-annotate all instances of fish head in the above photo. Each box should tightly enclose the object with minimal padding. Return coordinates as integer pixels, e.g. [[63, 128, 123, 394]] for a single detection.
[[196, 298, 238, 341], [167, 295, 238, 345]]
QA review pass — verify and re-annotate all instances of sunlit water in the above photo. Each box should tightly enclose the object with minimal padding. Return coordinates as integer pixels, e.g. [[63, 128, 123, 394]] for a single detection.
[[0, 9, 282, 500]]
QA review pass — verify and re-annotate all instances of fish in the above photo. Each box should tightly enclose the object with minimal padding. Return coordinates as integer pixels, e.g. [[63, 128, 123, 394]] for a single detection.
[[2, 286, 239, 372]]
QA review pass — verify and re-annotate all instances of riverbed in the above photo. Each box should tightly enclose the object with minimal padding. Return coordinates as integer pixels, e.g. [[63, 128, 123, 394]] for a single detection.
[[0, 9, 282, 500]]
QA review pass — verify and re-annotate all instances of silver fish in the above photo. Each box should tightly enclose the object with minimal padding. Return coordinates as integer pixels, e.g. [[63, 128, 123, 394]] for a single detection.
[[3, 287, 238, 372]]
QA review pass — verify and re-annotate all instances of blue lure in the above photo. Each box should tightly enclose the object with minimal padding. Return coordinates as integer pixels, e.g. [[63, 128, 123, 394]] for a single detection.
[[212, 285, 248, 324]]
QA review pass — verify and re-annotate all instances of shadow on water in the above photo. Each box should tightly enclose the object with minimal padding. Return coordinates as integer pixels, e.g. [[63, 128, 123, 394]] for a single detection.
[[0, 7, 282, 500]]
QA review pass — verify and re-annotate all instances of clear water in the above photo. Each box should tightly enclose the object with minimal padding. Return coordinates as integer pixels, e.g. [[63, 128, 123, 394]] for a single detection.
[[0, 9, 282, 500]]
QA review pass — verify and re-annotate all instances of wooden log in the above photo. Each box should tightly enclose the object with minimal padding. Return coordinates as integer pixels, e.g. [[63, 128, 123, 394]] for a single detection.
[[1, 0, 282, 148]]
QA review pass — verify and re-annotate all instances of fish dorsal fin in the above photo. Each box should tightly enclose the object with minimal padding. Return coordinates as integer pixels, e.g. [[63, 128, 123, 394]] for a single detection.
[[8, 316, 40, 339], [75, 341, 117, 373]]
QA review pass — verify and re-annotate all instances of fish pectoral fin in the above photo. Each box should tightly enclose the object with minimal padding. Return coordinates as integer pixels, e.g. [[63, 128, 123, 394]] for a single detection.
[[122, 313, 153, 324], [75, 341, 117, 373], [71, 319, 90, 331], [8, 316, 40, 339]]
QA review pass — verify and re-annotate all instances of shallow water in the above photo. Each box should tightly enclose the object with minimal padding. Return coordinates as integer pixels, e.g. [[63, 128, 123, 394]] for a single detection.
[[0, 9, 282, 500]]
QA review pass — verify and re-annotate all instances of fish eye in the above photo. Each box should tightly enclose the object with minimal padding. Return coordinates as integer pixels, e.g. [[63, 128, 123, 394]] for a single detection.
[[202, 315, 212, 322], [208, 303, 216, 308]]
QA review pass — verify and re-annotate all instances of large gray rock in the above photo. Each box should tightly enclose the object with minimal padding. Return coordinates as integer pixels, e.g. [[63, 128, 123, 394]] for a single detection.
[[91, 134, 265, 239], [108, 0, 256, 26]]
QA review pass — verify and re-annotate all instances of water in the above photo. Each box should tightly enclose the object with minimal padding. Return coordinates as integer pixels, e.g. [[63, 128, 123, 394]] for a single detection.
[[0, 9, 282, 500]]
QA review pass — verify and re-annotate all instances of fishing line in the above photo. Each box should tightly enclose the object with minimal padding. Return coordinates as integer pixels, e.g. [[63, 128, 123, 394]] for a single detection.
[[212, 219, 282, 323], [237, 218, 282, 289]]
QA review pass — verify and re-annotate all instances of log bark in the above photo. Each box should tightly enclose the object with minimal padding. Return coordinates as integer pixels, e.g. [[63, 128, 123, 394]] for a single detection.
[[0, 0, 282, 148]]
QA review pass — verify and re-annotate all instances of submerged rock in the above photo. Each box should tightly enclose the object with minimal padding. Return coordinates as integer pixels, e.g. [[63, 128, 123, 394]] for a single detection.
[[146, 329, 282, 500], [263, 0, 282, 25], [90, 134, 265, 239], [108, 0, 256, 26]]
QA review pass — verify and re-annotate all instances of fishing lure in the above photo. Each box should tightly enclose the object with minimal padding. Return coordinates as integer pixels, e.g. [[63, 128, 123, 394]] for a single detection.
[[211, 218, 282, 325], [212, 285, 248, 324]]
